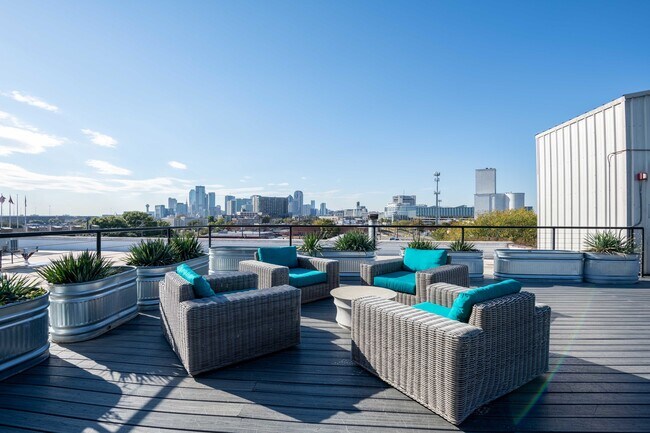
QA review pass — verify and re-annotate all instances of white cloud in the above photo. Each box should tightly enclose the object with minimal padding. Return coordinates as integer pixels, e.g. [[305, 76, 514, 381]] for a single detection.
[[0, 111, 65, 155], [168, 161, 187, 170], [301, 176, 308, 180], [9, 91, 59, 112], [86, 160, 131, 176], [268, 182, 289, 186], [0, 162, 192, 194], [239, 175, 252, 183], [81, 129, 117, 148]]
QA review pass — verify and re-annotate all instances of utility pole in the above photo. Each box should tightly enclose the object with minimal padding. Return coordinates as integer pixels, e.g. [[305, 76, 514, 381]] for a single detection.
[[434, 172, 441, 225]]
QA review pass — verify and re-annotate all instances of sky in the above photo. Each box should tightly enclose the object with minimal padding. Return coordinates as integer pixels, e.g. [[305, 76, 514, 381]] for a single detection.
[[0, 0, 649, 216]]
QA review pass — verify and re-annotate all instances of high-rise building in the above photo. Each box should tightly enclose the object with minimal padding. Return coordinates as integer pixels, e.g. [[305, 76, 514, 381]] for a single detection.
[[224, 195, 235, 214], [167, 198, 177, 216], [287, 195, 294, 215], [175, 202, 188, 215], [208, 192, 216, 216], [319, 202, 327, 216], [475, 168, 497, 195], [189, 189, 196, 214], [195, 186, 206, 216], [252, 195, 289, 217], [384, 196, 417, 220], [473, 168, 525, 216], [154, 205, 167, 219], [293, 190, 303, 216]]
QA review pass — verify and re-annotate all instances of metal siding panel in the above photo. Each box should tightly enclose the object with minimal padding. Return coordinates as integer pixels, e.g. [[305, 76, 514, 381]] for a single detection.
[[578, 118, 589, 228], [595, 110, 606, 226]]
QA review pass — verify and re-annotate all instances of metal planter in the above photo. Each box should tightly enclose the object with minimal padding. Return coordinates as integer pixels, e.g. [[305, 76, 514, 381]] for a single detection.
[[583, 253, 640, 284], [0, 293, 49, 381], [209, 246, 258, 273], [448, 251, 484, 280], [320, 250, 376, 277], [48, 267, 138, 343], [136, 255, 208, 310], [494, 249, 584, 282]]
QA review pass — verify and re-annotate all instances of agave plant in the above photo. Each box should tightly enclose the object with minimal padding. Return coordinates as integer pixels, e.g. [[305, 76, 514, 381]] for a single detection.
[[125, 239, 176, 267], [407, 231, 438, 250], [37, 251, 117, 285], [584, 231, 635, 255], [298, 232, 323, 256], [170, 232, 205, 262], [448, 239, 479, 252], [0, 274, 47, 306], [334, 230, 376, 252]]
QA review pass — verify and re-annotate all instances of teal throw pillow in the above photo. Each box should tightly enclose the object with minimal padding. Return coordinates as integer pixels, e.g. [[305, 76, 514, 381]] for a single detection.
[[448, 279, 522, 322], [176, 263, 214, 298], [403, 248, 447, 272], [258, 246, 298, 268]]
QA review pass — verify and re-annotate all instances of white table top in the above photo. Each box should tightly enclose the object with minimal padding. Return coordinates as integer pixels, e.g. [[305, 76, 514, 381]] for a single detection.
[[330, 285, 397, 301]]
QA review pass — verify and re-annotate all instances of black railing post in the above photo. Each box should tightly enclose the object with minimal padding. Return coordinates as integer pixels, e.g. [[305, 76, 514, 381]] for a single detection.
[[289, 226, 293, 246], [167, 228, 172, 243], [551, 228, 556, 250], [96, 231, 102, 258], [208, 225, 213, 248], [461, 226, 465, 243]]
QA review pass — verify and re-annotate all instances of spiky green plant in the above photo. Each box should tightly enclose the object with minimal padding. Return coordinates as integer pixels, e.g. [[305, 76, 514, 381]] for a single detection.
[[170, 232, 205, 262], [299, 232, 323, 256], [407, 239, 439, 250], [334, 230, 376, 252], [0, 274, 47, 306], [37, 251, 117, 284], [584, 231, 636, 255], [448, 239, 479, 252], [125, 239, 176, 267]]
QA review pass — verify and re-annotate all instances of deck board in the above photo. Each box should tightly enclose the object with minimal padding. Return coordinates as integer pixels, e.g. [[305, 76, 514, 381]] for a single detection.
[[1, 283, 650, 432]]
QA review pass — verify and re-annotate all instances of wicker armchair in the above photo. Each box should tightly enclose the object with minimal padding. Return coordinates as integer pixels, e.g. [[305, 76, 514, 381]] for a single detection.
[[239, 253, 339, 304], [360, 257, 469, 305], [351, 282, 551, 425], [160, 271, 301, 376]]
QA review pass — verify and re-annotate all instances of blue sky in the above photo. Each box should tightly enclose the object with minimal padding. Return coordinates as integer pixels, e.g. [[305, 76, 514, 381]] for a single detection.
[[0, 0, 649, 216]]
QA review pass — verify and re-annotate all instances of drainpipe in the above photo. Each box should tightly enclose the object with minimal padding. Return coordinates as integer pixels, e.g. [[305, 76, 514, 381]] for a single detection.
[[368, 213, 379, 249]]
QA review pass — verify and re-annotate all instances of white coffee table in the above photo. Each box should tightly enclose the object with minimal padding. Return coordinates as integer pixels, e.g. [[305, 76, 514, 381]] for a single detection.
[[330, 285, 397, 330]]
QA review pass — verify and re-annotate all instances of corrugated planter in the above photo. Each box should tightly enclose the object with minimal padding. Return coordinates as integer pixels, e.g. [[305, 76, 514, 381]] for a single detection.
[[48, 266, 137, 343], [448, 251, 484, 280], [0, 292, 50, 381], [583, 253, 639, 284], [319, 249, 376, 277], [209, 246, 257, 273], [136, 255, 208, 309], [494, 249, 583, 282]]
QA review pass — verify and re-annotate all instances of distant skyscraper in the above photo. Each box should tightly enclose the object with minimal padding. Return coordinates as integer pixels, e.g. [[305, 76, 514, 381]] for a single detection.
[[224, 195, 235, 213], [252, 195, 289, 217], [293, 190, 303, 216], [319, 202, 327, 216], [310, 200, 315, 210], [475, 168, 497, 195], [473, 168, 524, 216], [189, 189, 196, 214], [175, 202, 188, 215], [154, 205, 167, 219], [208, 192, 216, 216], [168, 198, 177, 216], [287, 195, 294, 215], [195, 186, 206, 216]]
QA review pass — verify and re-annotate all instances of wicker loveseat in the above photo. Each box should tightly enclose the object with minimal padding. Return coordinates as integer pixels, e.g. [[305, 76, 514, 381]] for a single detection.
[[351, 282, 551, 425], [239, 247, 339, 304], [360, 249, 469, 305], [160, 271, 301, 376]]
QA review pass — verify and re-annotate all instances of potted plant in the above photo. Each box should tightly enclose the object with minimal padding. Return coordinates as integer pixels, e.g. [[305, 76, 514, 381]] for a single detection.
[[399, 232, 438, 256], [0, 274, 49, 381], [493, 248, 583, 282], [126, 233, 208, 309], [298, 232, 323, 257], [38, 251, 138, 343], [583, 231, 639, 284], [320, 230, 377, 278], [448, 239, 484, 280]]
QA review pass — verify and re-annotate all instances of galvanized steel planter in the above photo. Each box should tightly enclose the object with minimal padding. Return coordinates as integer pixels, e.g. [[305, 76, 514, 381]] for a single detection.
[[494, 249, 583, 282], [0, 293, 49, 381], [583, 253, 640, 284], [209, 246, 258, 273], [48, 267, 138, 343], [448, 251, 484, 280], [319, 250, 376, 277], [136, 255, 208, 310]]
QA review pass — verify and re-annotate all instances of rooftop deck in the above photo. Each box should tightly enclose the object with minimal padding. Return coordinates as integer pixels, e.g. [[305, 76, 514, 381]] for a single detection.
[[1, 282, 649, 432]]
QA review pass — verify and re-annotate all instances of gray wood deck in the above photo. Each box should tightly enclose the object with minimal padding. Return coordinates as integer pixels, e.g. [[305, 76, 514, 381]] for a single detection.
[[1, 282, 650, 432]]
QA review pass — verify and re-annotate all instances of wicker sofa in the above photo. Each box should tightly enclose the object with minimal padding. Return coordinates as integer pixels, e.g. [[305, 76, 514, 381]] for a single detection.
[[239, 251, 339, 304], [351, 282, 551, 425], [160, 271, 301, 376], [360, 256, 469, 305]]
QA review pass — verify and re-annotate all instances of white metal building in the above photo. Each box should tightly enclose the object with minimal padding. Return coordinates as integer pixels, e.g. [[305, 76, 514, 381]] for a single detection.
[[536, 90, 650, 272]]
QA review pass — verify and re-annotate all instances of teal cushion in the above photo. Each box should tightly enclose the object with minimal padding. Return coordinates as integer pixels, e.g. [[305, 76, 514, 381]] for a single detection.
[[412, 302, 452, 318], [176, 264, 214, 298], [258, 246, 298, 268], [448, 279, 522, 322], [403, 248, 447, 272], [288, 267, 328, 288], [374, 271, 416, 294]]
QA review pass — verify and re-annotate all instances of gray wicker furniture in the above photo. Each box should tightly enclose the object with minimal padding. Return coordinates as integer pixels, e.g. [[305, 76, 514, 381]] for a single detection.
[[160, 271, 301, 376], [351, 282, 551, 425], [360, 257, 469, 305], [239, 253, 339, 304]]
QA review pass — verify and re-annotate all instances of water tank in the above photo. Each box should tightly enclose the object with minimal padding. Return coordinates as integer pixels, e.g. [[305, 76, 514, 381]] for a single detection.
[[506, 193, 525, 210]]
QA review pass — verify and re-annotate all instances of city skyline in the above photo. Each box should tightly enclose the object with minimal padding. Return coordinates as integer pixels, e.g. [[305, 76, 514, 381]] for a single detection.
[[1, 1, 649, 215]]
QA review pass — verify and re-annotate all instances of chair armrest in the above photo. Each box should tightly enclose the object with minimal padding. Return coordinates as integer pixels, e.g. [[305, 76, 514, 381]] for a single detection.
[[416, 264, 469, 292], [238, 260, 289, 288], [468, 292, 536, 331], [297, 256, 340, 289], [204, 271, 258, 294], [425, 282, 474, 307], [360, 258, 403, 285]]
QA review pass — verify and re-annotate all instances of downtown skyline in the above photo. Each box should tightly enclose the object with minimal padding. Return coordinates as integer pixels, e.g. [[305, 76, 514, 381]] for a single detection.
[[1, 1, 649, 215]]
